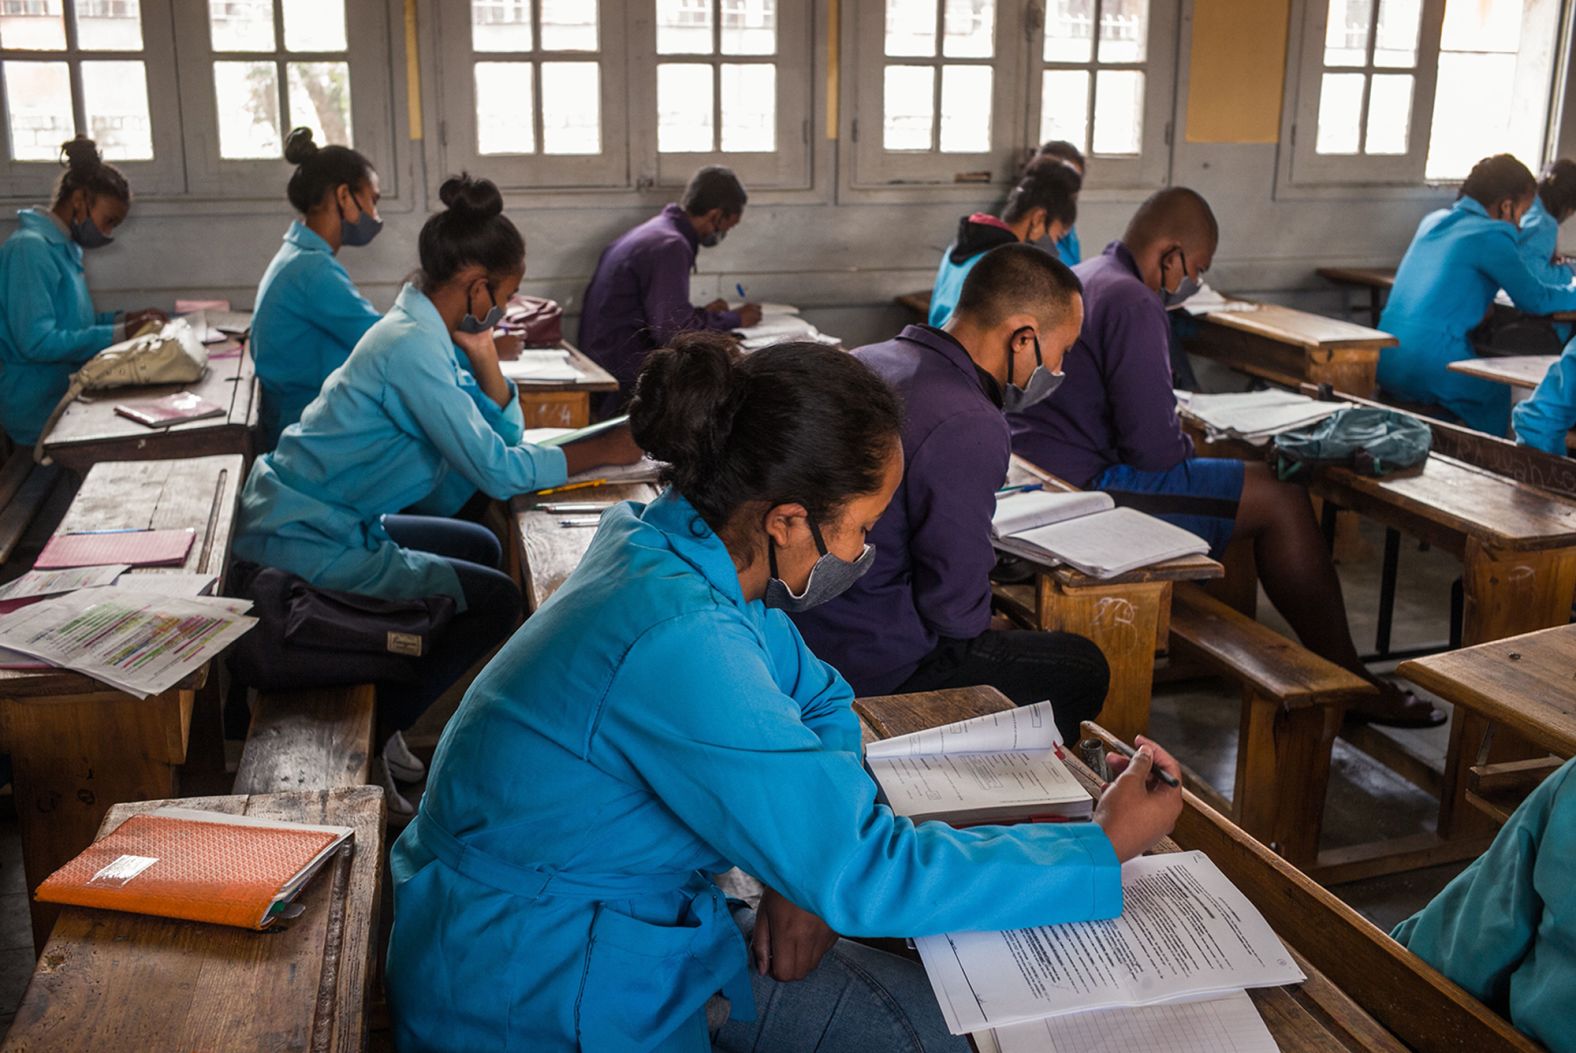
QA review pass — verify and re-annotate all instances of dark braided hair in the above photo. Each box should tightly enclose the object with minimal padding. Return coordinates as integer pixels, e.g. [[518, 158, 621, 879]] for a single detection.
[[53, 136, 129, 208]]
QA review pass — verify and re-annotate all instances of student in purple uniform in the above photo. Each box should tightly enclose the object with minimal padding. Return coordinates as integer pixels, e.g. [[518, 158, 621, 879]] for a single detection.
[[578, 165, 764, 415], [792, 245, 1109, 742], [1008, 188, 1441, 727]]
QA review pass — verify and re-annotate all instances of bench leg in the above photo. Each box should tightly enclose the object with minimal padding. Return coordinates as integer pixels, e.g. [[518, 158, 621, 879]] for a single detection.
[[1235, 690, 1340, 869], [1035, 576, 1168, 744]]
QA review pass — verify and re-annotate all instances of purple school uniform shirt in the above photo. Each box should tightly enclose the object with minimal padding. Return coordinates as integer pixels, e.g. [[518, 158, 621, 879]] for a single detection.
[[1008, 241, 1193, 486], [578, 204, 743, 393], [791, 326, 1007, 693]]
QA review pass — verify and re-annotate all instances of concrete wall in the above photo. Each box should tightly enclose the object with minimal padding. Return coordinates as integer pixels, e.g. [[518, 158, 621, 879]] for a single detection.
[[4, 0, 1538, 352]]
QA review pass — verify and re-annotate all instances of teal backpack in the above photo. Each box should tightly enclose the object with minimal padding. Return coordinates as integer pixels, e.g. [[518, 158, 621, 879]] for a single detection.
[[1272, 406, 1432, 480]]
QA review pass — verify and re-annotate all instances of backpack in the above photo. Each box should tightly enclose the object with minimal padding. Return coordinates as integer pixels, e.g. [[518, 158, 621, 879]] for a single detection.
[[1271, 406, 1432, 480]]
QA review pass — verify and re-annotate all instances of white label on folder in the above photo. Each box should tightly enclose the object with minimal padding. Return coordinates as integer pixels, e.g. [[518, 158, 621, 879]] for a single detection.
[[87, 854, 158, 888]]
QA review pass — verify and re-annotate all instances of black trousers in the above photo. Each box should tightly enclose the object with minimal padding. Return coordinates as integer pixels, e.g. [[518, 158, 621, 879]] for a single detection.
[[895, 630, 1110, 744]]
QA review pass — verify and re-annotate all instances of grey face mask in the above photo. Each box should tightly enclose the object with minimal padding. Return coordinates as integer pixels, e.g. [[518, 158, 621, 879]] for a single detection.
[[339, 191, 383, 248], [71, 214, 113, 250], [762, 517, 875, 612], [459, 285, 503, 334], [1001, 331, 1065, 413], [699, 226, 727, 248], [1161, 248, 1202, 308]]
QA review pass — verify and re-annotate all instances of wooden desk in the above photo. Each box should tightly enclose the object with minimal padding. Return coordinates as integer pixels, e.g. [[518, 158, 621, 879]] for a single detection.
[[1183, 301, 1396, 398], [40, 346, 258, 473], [894, 289, 932, 322], [854, 687, 1545, 1053], [1006, 456, 1222, 742], [1316, 266, 1397, 325], [1447, 354, 1556, 399], [510, 482, 660, 612], [513, 341, 618, 428], [0, 455, 244, 948], [2, 787, 383, 1052]]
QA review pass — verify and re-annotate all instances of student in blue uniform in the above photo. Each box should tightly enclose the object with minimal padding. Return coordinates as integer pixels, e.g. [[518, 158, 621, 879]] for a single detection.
[[929, 157, 1080, 327], [1392, 756, 1576, 1053], [1512, 335, 1576, 455], [386, 334, 1186, 1052], [250, 127, 385, 450], [794, 245, 1108, 743], [234, 174, 641, 816], [1518, 159, 1576, 283], [0, 136, 165, 446], [1378, 154, 1576, 435], [1030, 140, 1085, 265]]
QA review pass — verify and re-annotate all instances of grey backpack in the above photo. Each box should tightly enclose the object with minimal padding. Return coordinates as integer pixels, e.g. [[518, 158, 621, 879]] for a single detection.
[[1272, 407, 1432, 480]]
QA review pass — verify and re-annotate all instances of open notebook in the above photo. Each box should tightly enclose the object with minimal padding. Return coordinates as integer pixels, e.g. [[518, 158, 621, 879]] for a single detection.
[[992, 491, 1209, 578]]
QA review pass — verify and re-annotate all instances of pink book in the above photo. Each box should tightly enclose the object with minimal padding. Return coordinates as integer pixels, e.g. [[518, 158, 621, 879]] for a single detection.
[[36, 529, 195, 570], [115, 392, 226, 429]]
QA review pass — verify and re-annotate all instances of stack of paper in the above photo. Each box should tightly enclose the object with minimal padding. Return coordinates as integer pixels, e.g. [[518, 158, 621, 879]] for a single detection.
[[501, 349, 585, 385], [976, 991, 1279, 1053], [732, 304, 843, 352], [1178, 283, 1261, 317], [522, 426, 666, 487], [1176, 389, 1344, 445]]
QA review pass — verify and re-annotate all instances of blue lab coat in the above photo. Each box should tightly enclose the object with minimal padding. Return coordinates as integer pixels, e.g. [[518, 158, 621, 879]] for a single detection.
[[1377, 197, 1576, 435], [385, 489, 1123, 1052], [232, 283, 565, 610], [1517, 197, 1572, 285], [251, 220, 383, 449], [1392, 757, 1576, 1053], [0, 208, 119, 444], [1511, 335, 1576, 455]]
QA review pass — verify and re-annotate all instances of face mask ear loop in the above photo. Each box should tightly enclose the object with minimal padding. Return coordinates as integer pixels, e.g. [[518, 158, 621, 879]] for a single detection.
[[807, 516, 830, 557]]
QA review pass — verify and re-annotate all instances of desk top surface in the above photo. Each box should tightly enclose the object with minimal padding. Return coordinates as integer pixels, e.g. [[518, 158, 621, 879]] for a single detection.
[[1, 787, 383, 1053], [1198, 302, 1398, 351], [1399, 623, 1576, 758], [1316, 266, 1398, 289], [511, 341, 619, 394], [1446, 354, 1558, 390], [512, 481, 661, 611]]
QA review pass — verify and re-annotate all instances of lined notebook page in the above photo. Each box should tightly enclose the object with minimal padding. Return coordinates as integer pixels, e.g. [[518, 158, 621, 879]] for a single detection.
[[984, 990, 1277, 1053]]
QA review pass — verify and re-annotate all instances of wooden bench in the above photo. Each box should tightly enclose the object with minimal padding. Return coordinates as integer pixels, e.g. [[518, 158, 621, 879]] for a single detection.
[[1168, 583, 1377, 869], [233, 684, 378, 795], [1, 787, 383, 1053]]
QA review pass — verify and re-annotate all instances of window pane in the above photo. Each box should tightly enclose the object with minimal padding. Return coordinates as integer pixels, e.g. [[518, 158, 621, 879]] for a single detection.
[[2, 60, 71, 160], [541, 0, 597, 50], [885, 0, 936, 57], [1439, 0, 1522, 52], [1315, 71, 1364, 153], [657, 62, 714, 151], [214, 60, 281, 158], [722, 0, 774, 54], [1091, 68, 1142, 154], [1427, 52, 1515, 179], [883, 64, 934, 149], [475, 61, 534, 153], [540, 60, 600, 153], [1323, 0, 1371, 67], [81, 60, 152, 161], [472, 0, 531, 52], [938, 64, 991, 153], [1373, 0, 1420, 67], [210, 0, 276, 52], [657, 0, 713, 54], [0, 1, 65, 49], [1040, 68, 1089, 150], [75, 0, 143, 50], [282, 0, 345, 51], [1363, 72, 1411, 153], [1043, 0, 1092, 62], [720, 62, 774, 150], [287, 61, 351, 147], [1098, 0, 1146, 63], [942, 0, 993, 58]]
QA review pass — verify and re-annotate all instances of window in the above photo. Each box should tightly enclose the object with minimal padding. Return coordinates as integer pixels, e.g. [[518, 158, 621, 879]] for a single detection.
[[1287, 0, 1565, 185], [849, 0, 1177, 189]]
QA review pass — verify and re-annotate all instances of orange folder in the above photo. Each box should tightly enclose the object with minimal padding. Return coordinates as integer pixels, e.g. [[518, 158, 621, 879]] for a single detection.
[[35, 808, 353, 930]]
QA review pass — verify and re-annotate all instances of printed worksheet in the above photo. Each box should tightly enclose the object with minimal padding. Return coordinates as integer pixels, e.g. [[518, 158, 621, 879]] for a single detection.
[[0, 565, 128, 601], [974, 990, 1278, 1053], [866, 700, 1064, 758]]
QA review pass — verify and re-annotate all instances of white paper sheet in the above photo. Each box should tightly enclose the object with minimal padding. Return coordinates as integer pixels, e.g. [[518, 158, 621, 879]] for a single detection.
[[981, 990, 1278, 1053], [0, 565, 128, 601], [867, 700, 1063, 758], [868, 750, 1089, 821], [1177, 389, 1344, 443], [1179, 283, 1262, 317], [916, 851, 1304, 1034], [992, 491, 1114, 538], [501, 351, 584, 384], [104, 572, 220, 598], [994, 507, 1209, 578]]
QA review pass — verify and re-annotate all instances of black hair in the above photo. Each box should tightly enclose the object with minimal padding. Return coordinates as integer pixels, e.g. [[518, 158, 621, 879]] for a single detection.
[[681, 165, 748, 218], [955, 243, 1083, 328], [628, 332, 902, 547], [1003, 157, 1080, 228], [53, 136, 129, 208], [1458, 154, 1536, 211], [1124, 186, 1219, 252], [283, 126, 374, 214], [1538, 159, 1576, 221], [1034, 139, 1086, 172], [416, 173, 525, 290]]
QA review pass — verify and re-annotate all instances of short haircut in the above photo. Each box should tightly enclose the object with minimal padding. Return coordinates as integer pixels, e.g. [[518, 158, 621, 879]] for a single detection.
[[1538, 159, 1576, 218], [1003, 157, 1081, 228], [953, 243, 1084, 328], [682, 165, 748, 217], [1035, 139, 1086, 172], [1123, 186, 1219, 254], [1458, 154, 1536, 210]]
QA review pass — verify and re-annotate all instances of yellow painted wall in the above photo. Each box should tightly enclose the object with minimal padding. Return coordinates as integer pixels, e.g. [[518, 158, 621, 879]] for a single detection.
[[1185, 0, 1293, 143]]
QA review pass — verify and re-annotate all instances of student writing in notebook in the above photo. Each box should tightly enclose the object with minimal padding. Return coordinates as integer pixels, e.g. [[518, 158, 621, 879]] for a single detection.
[[0, 136, 166, 446], [233, 174, 641, 818], [385, 335, 1184, 1052], [1009, 188, 1440, 727], [792, 245, 1109, 744]]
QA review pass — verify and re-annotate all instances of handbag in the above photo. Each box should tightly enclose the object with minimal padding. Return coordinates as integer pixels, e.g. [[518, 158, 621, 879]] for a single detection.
[[501, 294, 564, 347], [283, 581, 456, 658]]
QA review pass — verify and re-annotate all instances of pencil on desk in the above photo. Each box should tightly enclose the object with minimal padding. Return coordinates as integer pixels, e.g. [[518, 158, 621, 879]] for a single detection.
[[535, 479, 607, 497]]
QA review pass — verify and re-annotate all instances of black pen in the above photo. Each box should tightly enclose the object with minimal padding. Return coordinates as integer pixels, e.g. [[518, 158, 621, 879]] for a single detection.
[[1102, 737, 1181, 788]]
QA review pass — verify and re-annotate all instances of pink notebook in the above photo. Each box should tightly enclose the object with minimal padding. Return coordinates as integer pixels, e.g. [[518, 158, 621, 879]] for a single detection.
[[115, 392, 226, 428], [35, 529, 195, 570]]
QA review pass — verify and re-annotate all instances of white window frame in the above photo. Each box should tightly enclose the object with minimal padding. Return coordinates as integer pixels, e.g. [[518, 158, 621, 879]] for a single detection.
[[0, 0, 185, 196]]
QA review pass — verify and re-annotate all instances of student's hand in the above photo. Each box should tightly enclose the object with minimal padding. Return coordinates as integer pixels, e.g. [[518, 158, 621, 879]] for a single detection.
[[704, 298, 730, 314], [1092, 735, 1183, 863], [737, 304, 764, 328], [494, 333, 524, 361], [560, 422, 645, 475], [454, 327, 501, 371], [752, 888, 840, 982], [125, 308, 168, 334]]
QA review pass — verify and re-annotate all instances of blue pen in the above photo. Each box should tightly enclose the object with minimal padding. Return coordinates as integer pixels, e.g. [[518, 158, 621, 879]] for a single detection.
[[995, 483, 1043, 496], [736, 283, 747, 300], [67, 528, 148, 535]]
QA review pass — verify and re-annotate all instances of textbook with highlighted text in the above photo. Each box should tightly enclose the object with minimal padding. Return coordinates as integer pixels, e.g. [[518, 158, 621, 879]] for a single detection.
[[991, 491, 1209, 578]]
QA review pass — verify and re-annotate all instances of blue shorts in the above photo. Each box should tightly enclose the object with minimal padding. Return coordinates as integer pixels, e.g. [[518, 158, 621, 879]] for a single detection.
[[1092, 458, 1246, 559]]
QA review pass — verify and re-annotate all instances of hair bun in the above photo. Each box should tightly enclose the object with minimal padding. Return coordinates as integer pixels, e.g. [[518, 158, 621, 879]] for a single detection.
[[59, 136, 102, 174], [283, 126, 319, 165], [628, 332, 739, 481], [438, 172, 505, 222]]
